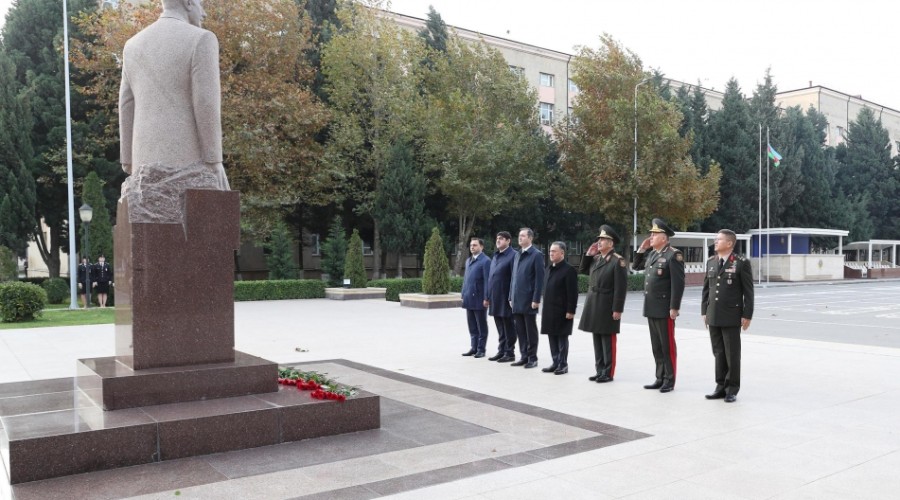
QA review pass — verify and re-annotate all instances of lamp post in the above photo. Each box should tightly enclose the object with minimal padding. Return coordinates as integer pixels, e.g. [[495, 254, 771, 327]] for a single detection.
[[633, 77, 650, 254], [79, 203, 93, 309]]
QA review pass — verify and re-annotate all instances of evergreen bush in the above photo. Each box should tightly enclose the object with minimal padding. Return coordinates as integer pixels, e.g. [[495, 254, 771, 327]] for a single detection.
[[320, 216, 347, 287], [367, 278, 423, 302], [0, 246, 16, 282], [266, 223, 297, 280], [422, 227, 450, 295], [0, 281, 47, 322], [42, 278, 69, 304], [344, 229, 368, 288], [233, 280, 325, 301]]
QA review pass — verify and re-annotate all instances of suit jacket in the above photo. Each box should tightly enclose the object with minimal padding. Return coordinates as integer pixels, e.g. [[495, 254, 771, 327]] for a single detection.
[[578, 251, 627, 335], [120, 16, 223, 170], [701, 253, 754, 327], [487, 247, 516, 317], [77, 263, 91, 286], [540, 261, 578, 336], [632, 245, 685, 318], [509, 246, 544, 315], [461, 253, 490, 310], [91, 262, 113, 283]]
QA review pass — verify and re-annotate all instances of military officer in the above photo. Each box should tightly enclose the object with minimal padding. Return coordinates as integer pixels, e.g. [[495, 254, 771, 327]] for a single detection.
[[578, 225, 627, 383], [632, 218, 685, 393], [701, 229, 754, 403]]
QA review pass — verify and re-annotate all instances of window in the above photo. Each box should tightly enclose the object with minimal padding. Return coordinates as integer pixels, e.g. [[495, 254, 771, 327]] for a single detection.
[[310, 234, 321, 256], [363, 241, 374, 256], [568, 79, 578, 93], [539, 102, 554, 125], [508, 65, 524, 76], [837, 125, 847, 140], [540, 72, 555, 87]]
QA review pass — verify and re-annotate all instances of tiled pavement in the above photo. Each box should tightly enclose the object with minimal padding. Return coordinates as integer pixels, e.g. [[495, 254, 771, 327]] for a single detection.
[[2, 290, 900, 499]]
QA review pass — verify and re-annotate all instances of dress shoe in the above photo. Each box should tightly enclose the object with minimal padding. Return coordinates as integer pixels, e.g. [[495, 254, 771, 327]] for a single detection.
[[524, 361, 538, 369], [497, 356, 515, 363], [659, 382, 675, 393], [724, 394, 737, 403], [588, 374, 600, 382], [461, 349, 476, 356], [488, 353, 503, 361], [510, 359, 527, 366], [554, 366, 568, 375], [541, 365, 559, 373], [643, 380, 663, 390], [474, 351, 485, 358], [705, 390, 726, 400], [595, 375, 612, 383]]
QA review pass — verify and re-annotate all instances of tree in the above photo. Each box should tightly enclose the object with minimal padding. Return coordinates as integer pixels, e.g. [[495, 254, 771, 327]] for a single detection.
[[0, 246, 17, 282], [424, 35, 550, 275], [373, 141, 430, 278], [558, 35, 720, 246], [418, 5, 448, 54], [266, 223, 297, 280], [344, 229, 367, 288], [322, 2, 425, 279], [319, 216, 347, 286], [834, 107, 899, 239], [422, 227, 450, 295], [80, 171, 113, 261], [71, 0, 331, 241]]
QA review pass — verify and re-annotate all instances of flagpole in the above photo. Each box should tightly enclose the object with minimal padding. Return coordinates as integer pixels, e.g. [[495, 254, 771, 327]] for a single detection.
[[64, 0, 78, 309], [758, 123, 762, 284], [766, 127, 770, 285]]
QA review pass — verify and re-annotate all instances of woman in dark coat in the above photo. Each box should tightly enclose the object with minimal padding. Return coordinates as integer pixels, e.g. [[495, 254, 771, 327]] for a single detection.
[[578, 225, 627, 383], [540, 241, 579, 375]]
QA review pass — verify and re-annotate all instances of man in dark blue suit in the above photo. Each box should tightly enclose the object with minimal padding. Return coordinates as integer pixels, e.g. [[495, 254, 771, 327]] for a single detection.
[[461, 237, 491, 358], [508, 228, 544, 369], [485, 231, 517, 362]]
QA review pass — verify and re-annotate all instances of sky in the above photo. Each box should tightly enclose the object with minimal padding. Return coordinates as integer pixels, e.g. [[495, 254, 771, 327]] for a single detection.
[[1, 0, 897, 109]]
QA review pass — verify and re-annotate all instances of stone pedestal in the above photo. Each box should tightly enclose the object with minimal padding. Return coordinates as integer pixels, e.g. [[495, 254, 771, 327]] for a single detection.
[[399, 293, 463, 309], [325, 287, 387, 300]]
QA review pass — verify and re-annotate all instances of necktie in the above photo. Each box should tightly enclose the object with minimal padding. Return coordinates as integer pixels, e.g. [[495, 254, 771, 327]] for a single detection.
[[720, 258, 725, 268]]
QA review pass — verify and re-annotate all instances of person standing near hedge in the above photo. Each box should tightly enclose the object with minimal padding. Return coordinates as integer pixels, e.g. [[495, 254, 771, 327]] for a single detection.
[[485, 231, 517, 362], [540, 242, 578, 375], [77, 257, 92, 308], [578, 225, 627, 383], [461, 238, 491, 358], [92, 254, 114, 308]]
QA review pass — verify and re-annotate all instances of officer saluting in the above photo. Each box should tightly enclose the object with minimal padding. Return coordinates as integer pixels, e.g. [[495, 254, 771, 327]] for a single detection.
[[701, 229, 753, 403], [632, 218, 685, 393]]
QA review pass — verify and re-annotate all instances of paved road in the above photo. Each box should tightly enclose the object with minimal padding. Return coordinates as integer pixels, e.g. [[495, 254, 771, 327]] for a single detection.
[[608, 280, 900, 348]]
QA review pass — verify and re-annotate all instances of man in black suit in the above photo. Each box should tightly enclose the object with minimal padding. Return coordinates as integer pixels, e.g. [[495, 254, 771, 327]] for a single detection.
[[701, 229, 754, 403], [508, 228, 544, 369], [632, 218, 685, 393], [485, 231, 517, 362], [540, 242, 578, 375], [578, 225, 627, 383]]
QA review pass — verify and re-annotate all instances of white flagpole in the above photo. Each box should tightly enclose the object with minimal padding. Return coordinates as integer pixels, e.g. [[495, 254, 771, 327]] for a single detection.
[[758, 123, 762, 284], [766, 127, 770, 285], [63, 0, 78, 309]]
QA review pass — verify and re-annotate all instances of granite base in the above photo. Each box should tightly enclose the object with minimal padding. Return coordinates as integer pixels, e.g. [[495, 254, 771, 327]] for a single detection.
[[399, 293, 463, 309], [0, 377, 379, 484], [325, 288, 387, 300]]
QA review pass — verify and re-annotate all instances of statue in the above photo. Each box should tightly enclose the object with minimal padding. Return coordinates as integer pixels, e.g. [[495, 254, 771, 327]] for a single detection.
[[118, 0, 229, 224]]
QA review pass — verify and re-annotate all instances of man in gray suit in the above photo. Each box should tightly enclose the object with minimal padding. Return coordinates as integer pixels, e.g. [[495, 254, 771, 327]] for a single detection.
[[119, 0, 229, 193]]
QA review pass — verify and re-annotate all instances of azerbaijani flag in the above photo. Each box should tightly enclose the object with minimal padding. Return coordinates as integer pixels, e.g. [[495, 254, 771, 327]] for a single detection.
[[767, 144, 783, 167]]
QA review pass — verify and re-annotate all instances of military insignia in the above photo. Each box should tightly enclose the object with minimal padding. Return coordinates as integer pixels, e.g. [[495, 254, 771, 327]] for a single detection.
[[619, 259, 626, 267], [675, 253, 683, 262], [658, 258, 666, 263], [657, 269, 663, 276]]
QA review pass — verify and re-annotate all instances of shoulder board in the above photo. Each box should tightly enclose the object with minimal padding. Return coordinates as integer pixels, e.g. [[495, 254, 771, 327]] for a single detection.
[[669, 247, 681, 253], [707, 255, 717, 262], [613, 253, 623, 259]]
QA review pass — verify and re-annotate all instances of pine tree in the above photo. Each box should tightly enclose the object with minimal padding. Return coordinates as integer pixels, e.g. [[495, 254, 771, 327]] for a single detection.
[[266, 223, 297, 280], [344, 229, 368, 288], [422, 227, 450, 295], [320, 216, 347, 286], [80, 172, 113, 262], [418, 6, 448, 54]]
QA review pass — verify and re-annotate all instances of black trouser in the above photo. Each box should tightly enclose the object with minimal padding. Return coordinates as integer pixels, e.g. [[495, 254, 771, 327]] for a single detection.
[[493, 315, 516, 357], [466, 309, 489, 353], [547, 335, 569, 368], [648, 317, 677, 385], [592, 333, 618, 378], [513, 313, 538, 362], [709, 325, 741, 395]]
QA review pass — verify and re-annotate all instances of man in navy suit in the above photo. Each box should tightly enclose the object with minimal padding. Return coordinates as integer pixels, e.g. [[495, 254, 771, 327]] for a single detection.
[[508, 228, 544, 369], [485, 231, 517, 362], [461, 237, 491, 358]]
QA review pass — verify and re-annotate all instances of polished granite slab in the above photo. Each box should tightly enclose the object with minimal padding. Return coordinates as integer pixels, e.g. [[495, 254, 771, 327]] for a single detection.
[[4, 360, 648, 499]]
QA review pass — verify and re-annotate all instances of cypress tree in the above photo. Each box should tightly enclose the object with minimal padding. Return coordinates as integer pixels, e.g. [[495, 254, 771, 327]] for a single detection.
[[266, 223, 297, 280], [80, 172, 113, 262], [320, 216, 347, 286], [344, 229, 367, 288], [422, 227, 450, 295]]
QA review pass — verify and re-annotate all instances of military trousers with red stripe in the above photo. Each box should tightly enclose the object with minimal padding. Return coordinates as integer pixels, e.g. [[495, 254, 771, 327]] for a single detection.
[[647, 317, 677, 386], [591, 333, 618, 379]]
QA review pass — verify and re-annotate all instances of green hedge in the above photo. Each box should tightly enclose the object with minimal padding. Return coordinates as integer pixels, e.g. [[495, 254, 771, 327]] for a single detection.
[[0, 282, 48, 322], [42, 278, 70, 304], [234, 279, 325, 301], [367, 278, 422, 302], [577, 272, 644, 292], [449, 276, 463, 292]]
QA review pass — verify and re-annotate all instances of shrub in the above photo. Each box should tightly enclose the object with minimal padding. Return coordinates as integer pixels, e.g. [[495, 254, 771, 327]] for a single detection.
[[42, 278, 70, 304], [422, 227, 450, 294], [367, 278, 423, 302], [628, 272, 645, 291], [449, 276, 463, 293], [234, 280, 325, 301], [344, 229, 368, 288], [320, 216, 347, 287], [266, 223, 297, 280], [577, 274, 589, 293], [0, 282, 47, 322], [0, 246, 17, 282]]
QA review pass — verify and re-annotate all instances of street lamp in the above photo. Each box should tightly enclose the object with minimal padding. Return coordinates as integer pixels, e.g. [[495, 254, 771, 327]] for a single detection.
[[633, 77, 650, 254], [79, 203, 93, 308]]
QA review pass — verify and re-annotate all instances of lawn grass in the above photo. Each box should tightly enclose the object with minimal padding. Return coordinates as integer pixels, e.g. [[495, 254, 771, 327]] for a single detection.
[[0, 305, 115, 330]]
